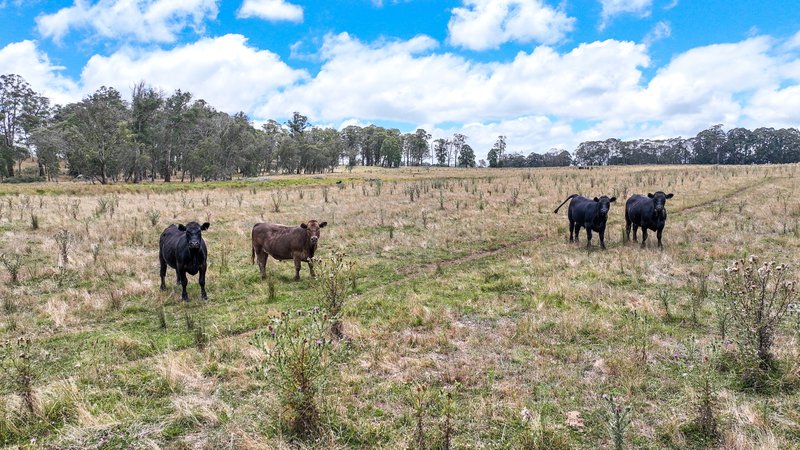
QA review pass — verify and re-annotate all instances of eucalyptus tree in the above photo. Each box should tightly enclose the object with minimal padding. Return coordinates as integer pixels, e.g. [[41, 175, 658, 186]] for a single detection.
[[0, 74, 49, 178], [61, 86, 132, 184], [433, 138, 448, 166], [158, 90, 194, 182], [380, 133, 401, 168], [451, 133, 466, 167], [458, 143, 475, 167], [490, 135, 507, 167], [409, 128, 431, 165], [340, 125, 362, 169], [130, 82, 164, 182]]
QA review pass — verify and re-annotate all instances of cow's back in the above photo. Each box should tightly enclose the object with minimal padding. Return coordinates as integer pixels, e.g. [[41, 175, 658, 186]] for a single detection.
[[568, 196, 593, 222], [252, 223, 301, 260], [626, 195, 652, 224], [160, 225, 183, 267]]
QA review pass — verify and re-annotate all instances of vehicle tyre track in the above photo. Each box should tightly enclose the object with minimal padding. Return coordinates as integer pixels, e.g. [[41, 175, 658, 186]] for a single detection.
[[675, 176, 785, 215]]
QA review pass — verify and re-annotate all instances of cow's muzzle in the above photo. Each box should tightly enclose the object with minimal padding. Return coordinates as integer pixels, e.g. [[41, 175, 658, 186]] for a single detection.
[[189, 241, 201, 249]]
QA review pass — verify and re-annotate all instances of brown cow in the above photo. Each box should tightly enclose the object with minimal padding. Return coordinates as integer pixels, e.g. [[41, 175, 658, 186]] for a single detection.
[[251, 220, 327, 281]]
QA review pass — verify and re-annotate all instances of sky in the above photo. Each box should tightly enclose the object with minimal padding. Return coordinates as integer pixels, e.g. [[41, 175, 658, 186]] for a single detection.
[[1, 0, 799, 160]]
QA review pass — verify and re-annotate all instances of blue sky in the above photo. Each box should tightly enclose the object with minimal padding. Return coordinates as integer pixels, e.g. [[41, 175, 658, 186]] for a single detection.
[[1, 0, 799, 158]]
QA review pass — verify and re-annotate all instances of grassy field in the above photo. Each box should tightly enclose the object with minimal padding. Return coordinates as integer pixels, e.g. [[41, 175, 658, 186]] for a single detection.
[[0, 165, 799, 449]]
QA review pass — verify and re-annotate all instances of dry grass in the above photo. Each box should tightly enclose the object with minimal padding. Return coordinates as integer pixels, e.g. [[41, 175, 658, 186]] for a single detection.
[[0, 164, 799, 448]]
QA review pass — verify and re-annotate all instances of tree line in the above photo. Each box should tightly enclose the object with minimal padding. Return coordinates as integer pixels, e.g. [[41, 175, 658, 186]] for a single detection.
[[2, 74, 799, 183], [0, 75, 483, 184], [572, 124, 800, 167]]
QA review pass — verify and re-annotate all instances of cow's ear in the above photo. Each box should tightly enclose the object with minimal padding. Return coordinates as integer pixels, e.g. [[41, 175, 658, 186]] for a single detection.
[[300, 223, 308, 229], [665, 193, 674, 199], [201, 222, 210, 230], [593, 197, 599, 202], [647, 193, 654, 198], [319, 221, 327, 228], [609, 197, 617, 203], [178, 224, 186, 231]]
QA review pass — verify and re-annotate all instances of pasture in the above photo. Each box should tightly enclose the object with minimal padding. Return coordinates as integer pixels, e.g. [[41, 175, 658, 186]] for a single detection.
[[0, 165, 799, 449]]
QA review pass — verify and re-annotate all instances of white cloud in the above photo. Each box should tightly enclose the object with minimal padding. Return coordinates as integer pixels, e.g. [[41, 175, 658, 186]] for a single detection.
[[237, 0, 303, 23], [0, 40, 81, 105], [746, 86, 800, 127], [36, 0, 218, 43], [599, 0, 652, 30], [5, 29, 800, 160], [643, 21, 670, 46], [447, 0, 575, 50], [258, 32, 800, 158], [80, 34, 307, 113]]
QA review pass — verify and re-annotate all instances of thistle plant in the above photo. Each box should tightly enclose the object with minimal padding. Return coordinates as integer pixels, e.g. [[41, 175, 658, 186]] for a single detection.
[[1, 337, 40, 414], [721, 256, 796, 379], [53, 229, 75, 267], [314, 252, 356, 339], [604, 394, 631, 450], [251, 308, 337, 437]]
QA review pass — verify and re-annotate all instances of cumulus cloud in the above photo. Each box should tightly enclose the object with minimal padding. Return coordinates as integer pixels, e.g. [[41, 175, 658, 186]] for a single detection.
[[237, 0, 303, 23], [80, 34, 307, 113], [0, 40, 81, 105], [36, 0, 218, 43], [259, 32, 649, 126], [259, 32, 800, 156], [599, 0, 652, 30], [5, 29, 800, 159], [447, 0, 575, 50]]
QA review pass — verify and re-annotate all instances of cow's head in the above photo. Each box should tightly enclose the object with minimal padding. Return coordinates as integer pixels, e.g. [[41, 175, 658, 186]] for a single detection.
[[300, 220, 327, 246], [593, 196, 617, 219], [647, 192, 674, 216], [177, 221, 210, 249]]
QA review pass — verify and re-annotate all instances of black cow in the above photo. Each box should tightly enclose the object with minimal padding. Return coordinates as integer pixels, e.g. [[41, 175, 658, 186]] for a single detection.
[[159, 222, 210, 300], [554, 194, 616, 249], [625, 192, 674, 249]]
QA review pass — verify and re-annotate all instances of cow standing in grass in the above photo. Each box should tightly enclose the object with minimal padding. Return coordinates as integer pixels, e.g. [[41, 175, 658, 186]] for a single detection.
[[159, 222, 210, 301], [625, 192, 674, 249], [554, 194, 616, 249], [251, 220, 327, 281]]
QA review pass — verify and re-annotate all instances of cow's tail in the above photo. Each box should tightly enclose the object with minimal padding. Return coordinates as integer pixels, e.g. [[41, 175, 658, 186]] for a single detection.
[[554, 194, 577, 214], [251, 223, 257, 265]]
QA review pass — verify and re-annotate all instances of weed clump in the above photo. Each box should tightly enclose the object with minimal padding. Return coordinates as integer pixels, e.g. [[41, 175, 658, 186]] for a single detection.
[[1, 337, 39, 414], [604, 394, 631, 450], [0, 253, 23, 285], [720, 256, 796, 387], [315, 252, 355, 339], [250, 308, 338, 439]]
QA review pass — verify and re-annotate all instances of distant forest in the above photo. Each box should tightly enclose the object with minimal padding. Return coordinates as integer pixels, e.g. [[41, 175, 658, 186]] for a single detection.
[[1, 73, 799, 184]]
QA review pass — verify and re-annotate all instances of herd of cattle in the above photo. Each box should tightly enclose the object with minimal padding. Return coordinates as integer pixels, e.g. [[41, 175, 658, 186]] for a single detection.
[[554, 190, 674, 250], [158, 190, 673, 300]]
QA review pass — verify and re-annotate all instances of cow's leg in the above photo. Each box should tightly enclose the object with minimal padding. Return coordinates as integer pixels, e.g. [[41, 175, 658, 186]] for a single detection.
[[569, 220, 575, 242], [632, 223, 639, 242], [640, 228, 648, 249], [585, 223, 592, 249], [293, 256, 302, 281], [199, 263, 208, 300], [257, 250, 268, 280], [308, 258, 316, 278], [625, 218, 632, 243], [179, 270, 189, 301], [599, 227, 607, 250], [159, 254, 167, 291], [656, 228, 664, 250], [573, 224, 581, 243]]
